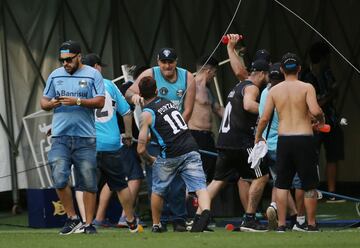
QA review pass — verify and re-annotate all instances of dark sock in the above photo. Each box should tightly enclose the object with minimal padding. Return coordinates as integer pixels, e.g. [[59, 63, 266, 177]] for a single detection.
[[245, 213, 255, 221], [194, 214, 201, 222], [289, 214, 297, 227]]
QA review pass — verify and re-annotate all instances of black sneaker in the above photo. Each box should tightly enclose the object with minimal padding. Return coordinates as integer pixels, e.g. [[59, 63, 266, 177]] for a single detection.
[[84, 224, 97, 234], [240, 219, 268, 232], [292, 222, 307, 232], [126, 218, 139, 233], [190, 210, 211, 232], [266, 205, 278, 230], [173, 219, 187, 232], [59, 218, 82, 235], [306, 224, 319, 232], [276, 225, 286, 233], [152, 224, 166, 233]]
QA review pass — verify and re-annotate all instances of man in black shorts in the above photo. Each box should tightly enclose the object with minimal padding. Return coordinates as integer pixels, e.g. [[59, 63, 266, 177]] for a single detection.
[[195, 59, 270, 232], [256, 53, 325, 232], [301, 41, 345, 202]]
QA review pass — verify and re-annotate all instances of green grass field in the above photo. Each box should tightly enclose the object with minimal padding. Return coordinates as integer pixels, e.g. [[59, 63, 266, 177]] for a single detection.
[[0, 201, 360, 248], [0, 226, 359, 248]]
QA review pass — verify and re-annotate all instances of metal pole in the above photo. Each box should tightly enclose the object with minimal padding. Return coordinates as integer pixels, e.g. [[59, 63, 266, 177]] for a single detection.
[[213, 76, 224, 107]]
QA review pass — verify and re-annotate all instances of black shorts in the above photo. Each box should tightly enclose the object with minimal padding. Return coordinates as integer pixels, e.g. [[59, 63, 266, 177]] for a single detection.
[[316, 125, 344, 162], [190, 130, 217, 182], [275, 135, 319, 191], [96, 149, 128, 192], [119, 144, 144, 181], [214, 148, 269, 181]]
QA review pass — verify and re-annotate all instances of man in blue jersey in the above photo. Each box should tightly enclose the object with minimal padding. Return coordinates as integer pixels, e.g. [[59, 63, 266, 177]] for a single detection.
[[78, 53, 140, 233], [136, 76, 211, 233], [125, 48, 196, 231], [40, 40, 105, 235]]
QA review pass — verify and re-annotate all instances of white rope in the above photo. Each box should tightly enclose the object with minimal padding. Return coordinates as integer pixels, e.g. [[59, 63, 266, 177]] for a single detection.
[[178, 0, 243, 107], [274, 0, 360, 75]]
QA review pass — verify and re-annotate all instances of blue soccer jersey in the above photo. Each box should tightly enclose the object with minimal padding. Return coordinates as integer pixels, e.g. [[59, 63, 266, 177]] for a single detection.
[[152, 66, 187, 113], [259, 86, 279, 152], [95, 79, 131, 151], [43, 65, 105, 137]]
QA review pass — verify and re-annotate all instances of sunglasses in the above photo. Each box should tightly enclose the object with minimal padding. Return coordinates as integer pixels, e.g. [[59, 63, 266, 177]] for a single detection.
[[59, 54, 78, 63]]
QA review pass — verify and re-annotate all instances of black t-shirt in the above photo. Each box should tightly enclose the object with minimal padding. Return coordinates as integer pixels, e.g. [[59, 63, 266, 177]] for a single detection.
[[301, 67, 339, 126], [117, 80, 139, 138], [217, 80, 259, 149], [144, 97, 198, 158]]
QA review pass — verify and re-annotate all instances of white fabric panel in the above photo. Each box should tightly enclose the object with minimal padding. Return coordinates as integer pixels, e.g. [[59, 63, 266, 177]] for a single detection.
[[0, 39, 12, 191]]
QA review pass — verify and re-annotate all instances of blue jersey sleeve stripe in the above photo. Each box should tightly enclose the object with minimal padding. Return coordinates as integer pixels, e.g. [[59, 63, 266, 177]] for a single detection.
[[51, 75, 95, 80], [143, 108, 155, 128], [150, 127, 166, 158], [44, 78, 54, 96], [184, 70, 187, 89]]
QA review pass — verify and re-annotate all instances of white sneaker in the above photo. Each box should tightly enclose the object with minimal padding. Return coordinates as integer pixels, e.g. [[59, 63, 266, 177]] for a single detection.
[[73, 223, 85, 234], [292, 222, 307, 232], [266, 206, 278, 230]]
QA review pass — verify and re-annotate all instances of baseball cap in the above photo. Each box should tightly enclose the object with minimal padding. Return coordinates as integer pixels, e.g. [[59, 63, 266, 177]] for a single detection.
[[59, 40, 81, 54], [254, 49, 271, 63], [281, 52, 300, 71], [157, 48, 177, 61], [82, 53, 107, 67], [269, 62, 284, 81], [250, 59, 269, 72]]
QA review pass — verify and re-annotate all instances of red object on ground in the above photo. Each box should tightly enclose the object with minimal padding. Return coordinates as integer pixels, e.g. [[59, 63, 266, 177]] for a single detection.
[[225, 223, 235, 231], [221, 34, 243, 44]]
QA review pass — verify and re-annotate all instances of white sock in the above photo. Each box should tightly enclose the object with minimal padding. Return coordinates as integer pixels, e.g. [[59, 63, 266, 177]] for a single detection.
[[297, 216, 306, 225], [70, 215, 79, 220], [270, 202, 277, 210]]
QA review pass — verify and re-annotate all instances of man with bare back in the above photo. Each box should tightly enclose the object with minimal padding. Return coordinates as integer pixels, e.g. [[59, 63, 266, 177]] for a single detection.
[[255, 53, 324, 232], [188, 55, 224, 182]]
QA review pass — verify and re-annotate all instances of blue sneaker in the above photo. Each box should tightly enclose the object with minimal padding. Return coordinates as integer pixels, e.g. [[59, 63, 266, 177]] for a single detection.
[[84, 224, 97, 234], [92, 219, 113, 227], [117, 216, 128, 228]]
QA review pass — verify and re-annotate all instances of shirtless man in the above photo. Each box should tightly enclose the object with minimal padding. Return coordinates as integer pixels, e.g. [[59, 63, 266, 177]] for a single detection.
[[255, 53, 324, 232], [188, 55, 224, 182]]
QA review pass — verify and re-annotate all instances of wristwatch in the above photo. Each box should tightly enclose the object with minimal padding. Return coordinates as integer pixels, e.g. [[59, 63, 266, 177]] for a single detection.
[[76, 98, 82, 106]]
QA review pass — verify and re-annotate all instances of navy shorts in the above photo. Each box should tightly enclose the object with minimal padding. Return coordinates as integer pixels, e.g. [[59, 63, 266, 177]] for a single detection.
[[119, 144, 144, 181], [97, 149, 128, 192]]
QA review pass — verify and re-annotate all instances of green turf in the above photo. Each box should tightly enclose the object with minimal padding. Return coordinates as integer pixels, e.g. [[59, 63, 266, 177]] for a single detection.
[[0, 227, 360, 248], [0, 201, 360, 248]]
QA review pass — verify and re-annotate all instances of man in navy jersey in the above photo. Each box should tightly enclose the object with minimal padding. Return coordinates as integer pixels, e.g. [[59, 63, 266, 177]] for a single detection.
[[40, 41, 105, 235], [125, 48, 196, 231], [136, 76, 211, 233], [195, 59, 270, 232]]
